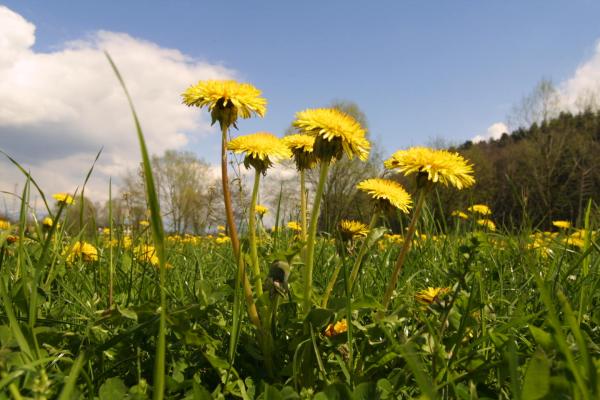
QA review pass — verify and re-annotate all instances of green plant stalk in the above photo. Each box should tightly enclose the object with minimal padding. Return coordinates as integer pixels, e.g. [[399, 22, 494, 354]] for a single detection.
[[300, 170, 307, 242], [348, 212, 380, 291], [381, 189, 426, 311], [303, 161, 330, 314], [249, 170, 263, 297], [108, 179, 114, 309], [321, 257, 343, 308]]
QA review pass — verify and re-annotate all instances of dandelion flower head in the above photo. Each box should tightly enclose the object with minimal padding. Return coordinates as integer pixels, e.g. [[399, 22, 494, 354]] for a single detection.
[[552, 220, 571, 229], [65, 241, 98, 263], [255, 204, 269, 216], [415, 287, 450, 305], [53, 193, 74, 205], [227, 132, 291, 173], [357, 178, 412, 213], [339, 220, 369, 241], [283, 134, 317, 170], [468, 204, 492, 216], [385, 147, 475, 189]]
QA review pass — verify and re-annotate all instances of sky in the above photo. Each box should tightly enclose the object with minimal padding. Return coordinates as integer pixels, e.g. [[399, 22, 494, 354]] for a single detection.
[[2, 1, 600, 214]]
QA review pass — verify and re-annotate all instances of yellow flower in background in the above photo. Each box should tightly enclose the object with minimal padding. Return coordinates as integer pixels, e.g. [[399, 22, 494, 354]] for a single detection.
[[415, 287, 450, 305], [181, 80, 266, 124], [324, 319, 348, 337], [287, 221, 302, 232], [52, 193, 74, 205], [357, 178, 412, 213], [284, 134, 317, 170], [139, 220, 150, 227], [255, 204, 269, 216], [451, 210, 469, 220], [293, 108, 370, 161], [552, 220, 571, 229], [339, 220, 369, 240], [468, 204, 492, 215], [217, 225, 226, 232], [65, 241, 98, 263], [134, 244, 159, 266], [477, 219, 496, 231], [385, 147, 475, 189], [215, 236, 231, 245], [0, 220, 10, 230], [227, 132, 291, 172]]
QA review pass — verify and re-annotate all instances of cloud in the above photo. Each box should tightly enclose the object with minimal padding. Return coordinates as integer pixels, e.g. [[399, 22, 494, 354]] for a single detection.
[[0, 5, 234, 216], [559, 40, 600, 112], [472, 122, 508, 143]]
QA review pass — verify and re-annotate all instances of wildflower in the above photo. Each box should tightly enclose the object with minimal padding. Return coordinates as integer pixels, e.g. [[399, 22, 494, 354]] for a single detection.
[[293, 108, 370, 162], [52, 193, 74, 205], [339, 220, 369, 241], [415, 287, 450, 305], [134, 244, 159, 266], [477, 219, 496, 231], [287, 221, 302, 232], [255, 204, 269, 217], [227, 132, 291, 174], [385, 147, 475, 189], [283, 134, 317, 170], [0, 220, 10, 230], [42, 217, 55, 229], [451, 210, 469, 220], [468, 204, 492, 216], [357, 178, 412, 213], [139, 220, 150, 227], [65, 241, 98, 263], [182, 80, 266, 129], [552, 220, 571, 229], [217, 225, 226, 232], [215, 236, 231, 245], [324, 319, 348, 337]]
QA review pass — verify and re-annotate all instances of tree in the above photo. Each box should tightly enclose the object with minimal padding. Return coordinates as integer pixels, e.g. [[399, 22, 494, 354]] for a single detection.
[[507, 78, 561, 130]]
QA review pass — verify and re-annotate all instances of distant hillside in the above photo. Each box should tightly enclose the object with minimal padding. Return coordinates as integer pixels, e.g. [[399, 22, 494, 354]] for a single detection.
[[442, 111, 600, 228]]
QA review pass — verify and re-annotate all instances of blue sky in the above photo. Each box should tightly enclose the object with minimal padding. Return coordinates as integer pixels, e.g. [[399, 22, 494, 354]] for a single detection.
[[7, 1, 600, 153], [1, 1, 600, 206]]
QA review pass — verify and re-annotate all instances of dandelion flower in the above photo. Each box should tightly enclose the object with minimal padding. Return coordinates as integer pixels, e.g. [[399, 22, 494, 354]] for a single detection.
[[65, 241, 98, 263], [134, 244, 159, 266], [215, 236, 231, 245], [552, 220, 571, 229], [283, 134, 317, 170], [324, 319, 348, 337], [217, 225, 226, 232], [476, 219, 496, 231], [255, 204, 269, 216], [293, 108, 370, 162], [287, 221, 302, 232], [227, 132, 291, 173], [415, 287, 449, 305], [339, 220, 369, 241], [182, 80, 266, 128], [468, 204, 492, 216], [53, 193, 74, 205], [451, 210, 469, 220], [357, 178, 412, 213], [42, 217, 55, 229], [0, 220, 10, 230], [385, 147, 475, 189]]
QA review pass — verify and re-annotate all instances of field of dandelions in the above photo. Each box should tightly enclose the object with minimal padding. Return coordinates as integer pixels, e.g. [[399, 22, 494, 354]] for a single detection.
[[0, 58, 599, 399]]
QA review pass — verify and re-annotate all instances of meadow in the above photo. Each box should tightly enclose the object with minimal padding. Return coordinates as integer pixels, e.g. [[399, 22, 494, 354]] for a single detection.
[[0, 63, 598, 399]]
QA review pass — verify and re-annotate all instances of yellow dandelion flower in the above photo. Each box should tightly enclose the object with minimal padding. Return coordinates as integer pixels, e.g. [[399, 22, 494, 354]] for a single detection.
[[476, 219, 496, 231], [324, 319, 348, 337], [385, 147, 475, 189], [283, 134, 317, 170], [182, 80, 266, 128], [0, 220, 11, 230], [139, 220, 150, 227], [339, 219, 369, 241], [215, 236, 231, 244], [255, 204, 269, 216], [415, 287, 450, 305], [227, 132, 291, 173], [52, 193, 74, 205], [451, 210, 469, 220], [357, 178, 412, 213], [293, 108, 370, 162], [217, 225, 226, 232], [552, 220, 571, 229], [468, 204, 492, 215], [287, 221, 302, 232], [65, 241, 98, 263], [134, 244, 159, 266]]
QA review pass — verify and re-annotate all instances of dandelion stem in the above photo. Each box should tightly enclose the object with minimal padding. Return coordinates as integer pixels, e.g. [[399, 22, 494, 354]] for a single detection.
[[381, 189, 427, 311], [303, 161, 330, 314], [249, 170, 263, 298], [349, 212, 380, 291], [300, 170, 308, 243]]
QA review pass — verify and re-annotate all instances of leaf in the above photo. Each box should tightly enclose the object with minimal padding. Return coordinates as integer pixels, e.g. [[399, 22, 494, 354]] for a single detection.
[[118, 306, 138, 321], [528, 325, 552, 350], [521, 351, 550, 400], [99, 377, 128, 400], [354, 382, 377, 399]]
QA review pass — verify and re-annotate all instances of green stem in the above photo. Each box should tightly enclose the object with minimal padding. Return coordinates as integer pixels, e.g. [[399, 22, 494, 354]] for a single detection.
[[249, 170, 263, 298], [321, 257, 343, 308], [303, 162, 330, 314], [348, 212, 380, 291], [381, 189, 427, 311], [300, 170, 307, 243]]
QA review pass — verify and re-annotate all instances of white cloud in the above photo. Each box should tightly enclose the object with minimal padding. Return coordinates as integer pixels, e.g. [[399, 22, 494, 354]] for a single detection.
[[0, 5, 235, 216], [472, 122, 508, 143], [559, 40, 600, 112]]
